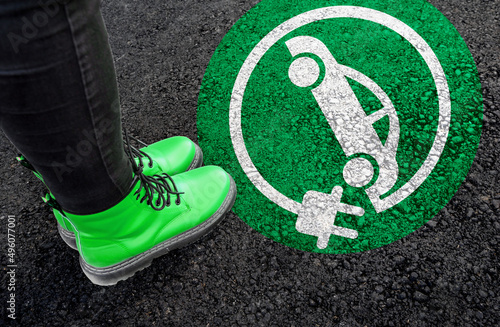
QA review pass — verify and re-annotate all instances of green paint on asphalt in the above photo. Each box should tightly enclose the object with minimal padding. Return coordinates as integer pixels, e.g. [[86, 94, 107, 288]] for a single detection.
[[197, 0, 482, 253]]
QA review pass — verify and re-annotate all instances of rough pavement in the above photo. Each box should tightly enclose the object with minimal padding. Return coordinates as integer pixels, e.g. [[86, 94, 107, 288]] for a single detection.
[[0, 0, 498, 325]]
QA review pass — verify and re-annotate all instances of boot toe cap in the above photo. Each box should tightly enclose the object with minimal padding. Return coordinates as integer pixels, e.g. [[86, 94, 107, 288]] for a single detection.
[[175, 166, 235, 221], [143, 136, 197, 174]]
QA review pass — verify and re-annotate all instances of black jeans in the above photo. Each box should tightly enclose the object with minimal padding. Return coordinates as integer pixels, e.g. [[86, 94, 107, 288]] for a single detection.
[[0, 0, 133, 214]]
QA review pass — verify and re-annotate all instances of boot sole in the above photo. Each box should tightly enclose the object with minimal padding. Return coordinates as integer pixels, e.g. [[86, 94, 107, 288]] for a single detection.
[[187, 143, 203, 171], [57, 143, 204, 251], [57, 224, 78, 250], [79, 175, 237, 286]]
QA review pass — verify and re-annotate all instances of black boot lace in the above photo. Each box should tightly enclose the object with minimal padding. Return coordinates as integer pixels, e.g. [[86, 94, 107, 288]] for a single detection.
[[124, 134, 155, 170], [124, 130, 183, 211]]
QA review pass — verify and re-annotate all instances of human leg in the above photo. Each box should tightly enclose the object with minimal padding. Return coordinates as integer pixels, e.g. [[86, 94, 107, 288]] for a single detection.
[[0, 0, 132, 214]]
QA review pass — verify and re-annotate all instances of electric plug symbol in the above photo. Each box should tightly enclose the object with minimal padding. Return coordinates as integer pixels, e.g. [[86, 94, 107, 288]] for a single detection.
[[296, 186, 364, 249]]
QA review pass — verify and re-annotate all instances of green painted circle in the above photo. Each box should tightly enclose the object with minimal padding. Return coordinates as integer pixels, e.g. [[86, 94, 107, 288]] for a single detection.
[[197, 0, 482, 253]]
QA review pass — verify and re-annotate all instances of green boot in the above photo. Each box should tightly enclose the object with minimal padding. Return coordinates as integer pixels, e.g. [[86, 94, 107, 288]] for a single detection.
[[18, 135, 203, 250], [64, 165, 236, 285], [126, 134, 203, 176]]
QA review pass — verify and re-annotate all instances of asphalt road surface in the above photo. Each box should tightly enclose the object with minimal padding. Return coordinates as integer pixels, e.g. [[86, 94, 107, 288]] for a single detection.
[[1, 0, 498, 326]]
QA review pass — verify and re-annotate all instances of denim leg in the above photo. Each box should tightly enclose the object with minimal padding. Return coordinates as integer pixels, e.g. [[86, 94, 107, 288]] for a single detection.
[[0, 0, 133, 214]]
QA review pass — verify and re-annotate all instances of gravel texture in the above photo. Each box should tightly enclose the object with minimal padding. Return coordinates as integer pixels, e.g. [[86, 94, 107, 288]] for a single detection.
[[0, 0, 498, 326]]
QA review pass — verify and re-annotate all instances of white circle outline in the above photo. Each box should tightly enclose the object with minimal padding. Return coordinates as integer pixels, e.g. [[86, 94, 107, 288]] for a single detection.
[[229, 6, 451, 214]]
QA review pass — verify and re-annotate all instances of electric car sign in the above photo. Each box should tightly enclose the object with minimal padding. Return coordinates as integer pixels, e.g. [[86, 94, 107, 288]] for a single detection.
[[198, 0, 482, 253]]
